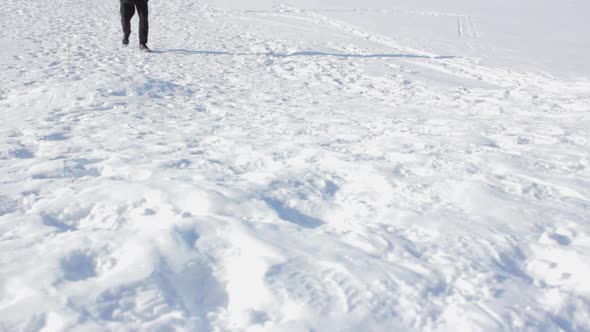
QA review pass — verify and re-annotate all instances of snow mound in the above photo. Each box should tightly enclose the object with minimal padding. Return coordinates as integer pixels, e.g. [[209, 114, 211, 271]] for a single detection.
[[1, 0, 589, 331]]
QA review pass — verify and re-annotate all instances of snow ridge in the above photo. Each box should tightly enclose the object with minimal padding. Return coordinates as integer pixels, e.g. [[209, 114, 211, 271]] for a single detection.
[[1, 0, 589, 331]]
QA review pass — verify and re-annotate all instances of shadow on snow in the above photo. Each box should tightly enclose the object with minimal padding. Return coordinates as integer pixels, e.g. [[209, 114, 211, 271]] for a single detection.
[[264, 198, 324, 229], [152, 49, 456, 60]]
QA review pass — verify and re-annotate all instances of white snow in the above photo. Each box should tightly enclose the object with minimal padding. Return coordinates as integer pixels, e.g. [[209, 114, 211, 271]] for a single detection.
[[1, 0, 590, 331]]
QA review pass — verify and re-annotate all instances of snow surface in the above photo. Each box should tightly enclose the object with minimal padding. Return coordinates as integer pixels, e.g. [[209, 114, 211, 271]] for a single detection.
[[1, 0, 590, 331]]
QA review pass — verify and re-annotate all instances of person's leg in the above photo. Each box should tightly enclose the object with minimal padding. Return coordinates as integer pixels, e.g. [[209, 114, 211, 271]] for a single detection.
[[120, 1, 136, 43], [135, 0, 149, 45]]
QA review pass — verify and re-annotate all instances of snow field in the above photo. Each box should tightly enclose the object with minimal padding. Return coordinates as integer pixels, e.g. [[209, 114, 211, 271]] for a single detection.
[[1, 0, 590, 331]]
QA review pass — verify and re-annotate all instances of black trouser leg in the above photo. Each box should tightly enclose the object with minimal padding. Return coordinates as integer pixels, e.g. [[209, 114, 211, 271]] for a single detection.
[[136, 0, 149, 45], [120, 2, 136, 39]]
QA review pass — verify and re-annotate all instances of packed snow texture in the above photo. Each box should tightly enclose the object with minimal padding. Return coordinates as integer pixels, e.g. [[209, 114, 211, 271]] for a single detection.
[[1, 0, 590, 331]]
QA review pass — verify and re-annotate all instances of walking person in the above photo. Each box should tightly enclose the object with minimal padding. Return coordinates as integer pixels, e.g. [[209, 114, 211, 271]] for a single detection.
[[120, 0, 150, 52]]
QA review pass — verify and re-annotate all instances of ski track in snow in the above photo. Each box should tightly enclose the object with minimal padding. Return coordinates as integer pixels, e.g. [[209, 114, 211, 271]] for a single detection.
[[457, 16, 478, 39], [1, 0, 590, 331]]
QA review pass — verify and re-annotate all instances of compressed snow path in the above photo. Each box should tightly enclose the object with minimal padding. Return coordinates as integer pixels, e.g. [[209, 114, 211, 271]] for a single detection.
[[1, 0, 590, 331]]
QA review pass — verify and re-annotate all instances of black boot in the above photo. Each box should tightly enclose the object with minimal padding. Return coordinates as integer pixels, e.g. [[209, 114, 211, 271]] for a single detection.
[[139, 44, 151, 52], [122, 35, 130, 46]]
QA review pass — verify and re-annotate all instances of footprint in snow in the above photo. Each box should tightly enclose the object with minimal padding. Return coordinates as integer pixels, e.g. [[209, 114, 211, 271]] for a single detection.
[[61, 251, 97, 281], [41, 132, 69, 141]]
